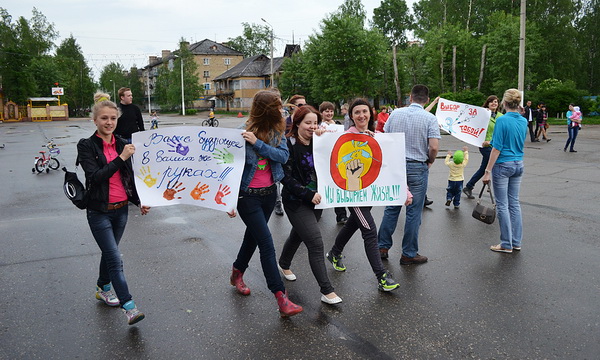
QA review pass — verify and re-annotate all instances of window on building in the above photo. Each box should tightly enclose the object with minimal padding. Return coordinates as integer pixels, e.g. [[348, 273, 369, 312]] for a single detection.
[[204, 83, 211, 90], [203, 71, 210, 78], [224, 58, 231, 66], [203, 58, 210, 65]]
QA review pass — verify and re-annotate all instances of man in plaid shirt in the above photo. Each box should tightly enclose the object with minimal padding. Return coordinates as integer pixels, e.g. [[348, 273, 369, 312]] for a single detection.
[[378, 84, 440, 265]]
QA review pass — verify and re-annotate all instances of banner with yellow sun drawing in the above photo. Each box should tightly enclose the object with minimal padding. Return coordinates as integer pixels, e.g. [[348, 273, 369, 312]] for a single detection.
[[313, 132, 408, 209]]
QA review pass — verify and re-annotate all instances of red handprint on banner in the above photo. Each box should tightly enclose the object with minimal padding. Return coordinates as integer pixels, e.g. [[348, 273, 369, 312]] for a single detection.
[[215, 184, 231, 206]]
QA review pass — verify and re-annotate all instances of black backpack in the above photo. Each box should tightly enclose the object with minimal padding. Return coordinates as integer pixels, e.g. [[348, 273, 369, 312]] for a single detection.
[[63, 159, 88, 210]]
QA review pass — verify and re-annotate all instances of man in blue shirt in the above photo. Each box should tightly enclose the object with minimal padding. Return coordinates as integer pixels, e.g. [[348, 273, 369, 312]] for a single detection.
[[378, 85, 440, 264]]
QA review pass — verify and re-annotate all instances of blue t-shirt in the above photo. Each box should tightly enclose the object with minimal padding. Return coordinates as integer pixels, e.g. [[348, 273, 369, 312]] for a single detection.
[[490, 112, 527, 164]]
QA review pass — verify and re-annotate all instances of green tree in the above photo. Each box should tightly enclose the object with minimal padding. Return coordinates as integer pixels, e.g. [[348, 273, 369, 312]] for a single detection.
[[481, 12, 544, 95], [154, 40, 203, 113], [126, 67, 145, 107], [227, 23, 271, 57], [576, 0, 600, 92], [372, 0, 413, 46], [99, 62, 127, 100], [372, 0, 413, 103], [278, 54, 312, 102], [0, 7, 58, 103], [30, 55, 61, 96], [300, 7, 388, 104], [55, 35, 95, 116]]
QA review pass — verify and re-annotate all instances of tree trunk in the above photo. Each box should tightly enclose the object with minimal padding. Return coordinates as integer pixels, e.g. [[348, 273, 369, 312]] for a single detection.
[[392, 44, 402, 106], [477, 44, 487, 92], [452, 46, 457, 93], [440, 45, 445, 92]]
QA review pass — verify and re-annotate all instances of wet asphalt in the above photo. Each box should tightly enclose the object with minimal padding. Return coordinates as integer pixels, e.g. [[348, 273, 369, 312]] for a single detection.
[[0, 115, 599, 359]]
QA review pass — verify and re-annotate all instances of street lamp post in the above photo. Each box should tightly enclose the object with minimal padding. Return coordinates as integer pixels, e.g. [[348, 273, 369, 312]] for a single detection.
[[261, 18, 274, 88], [110, 80, 115, 101], [174, 55, 186, 116], [147, 70, 151, 114]]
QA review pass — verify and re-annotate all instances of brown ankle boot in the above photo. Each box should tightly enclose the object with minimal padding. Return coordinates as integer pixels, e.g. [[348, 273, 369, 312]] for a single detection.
[[274, 290, 303, 317], [230, 267, 250, 295]]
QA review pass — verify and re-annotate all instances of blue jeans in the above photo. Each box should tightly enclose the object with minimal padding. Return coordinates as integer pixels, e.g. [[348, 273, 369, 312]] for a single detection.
[[378, 162, 428, 258], [446, 180, 463, 206], [492, 161, 524, 250], [87, 206, 132, 306], [466, 146, 492, 190], [564, 125, 579, 151], [233, 190, 285, 294]]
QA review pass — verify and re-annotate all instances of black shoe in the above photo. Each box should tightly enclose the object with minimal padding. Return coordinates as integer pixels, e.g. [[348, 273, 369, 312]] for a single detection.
[[533, 139, 540, 142], [336, 215, 348, 225], [424, 198, 433, 207], [275, 201, 284, 216], [564, 148, 567, 152], [379, 248, 389, 259], [445, 200, 451, 206], [570, 149, 577, 152], [546, 138, 551, 142], [463, 187, 474, 199]]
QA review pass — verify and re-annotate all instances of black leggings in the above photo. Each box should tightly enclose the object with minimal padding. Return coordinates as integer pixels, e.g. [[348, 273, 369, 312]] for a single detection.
[[279, 203, 334, 295], [330, 206, 385, 279]]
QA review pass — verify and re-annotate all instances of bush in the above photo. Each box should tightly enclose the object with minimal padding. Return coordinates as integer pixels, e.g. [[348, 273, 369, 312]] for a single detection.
[[185, 109, 198, 115], [527, 79, 588, 116]]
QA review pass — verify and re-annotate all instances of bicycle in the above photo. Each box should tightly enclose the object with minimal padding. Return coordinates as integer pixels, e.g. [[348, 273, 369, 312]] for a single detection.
[[32, 139, 61, 174], [202, 117, 219, 127]]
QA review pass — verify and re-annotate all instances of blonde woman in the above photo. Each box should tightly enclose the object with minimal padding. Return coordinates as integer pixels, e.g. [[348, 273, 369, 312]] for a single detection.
[[78, 92, 150, 325], [482, 89, 527, 253]]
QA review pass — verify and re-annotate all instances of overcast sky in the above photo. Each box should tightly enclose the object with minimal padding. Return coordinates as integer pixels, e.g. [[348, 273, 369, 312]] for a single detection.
[[4, 0, 417, 78]]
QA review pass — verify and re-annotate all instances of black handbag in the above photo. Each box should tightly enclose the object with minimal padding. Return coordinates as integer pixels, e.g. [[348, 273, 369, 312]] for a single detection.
[[472, 183, 496, 224], [62, 158, 88, 210]]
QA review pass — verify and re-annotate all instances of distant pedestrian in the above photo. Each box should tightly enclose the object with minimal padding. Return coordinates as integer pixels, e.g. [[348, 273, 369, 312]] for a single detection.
[[445, 146, 469, 209], [319, 101, 348, 224], [319, 101, 336, 126], [278, 105, 342, 305], [377, 85, 440, 264], [150, 111, 159, 129], [483, 89, 527, 253], [462, 95, 503, 199], [227, 90, 303, 317], [79, 92, 150, 325], [564, 104, 581, 152], [522, 100, 536, 142], [535, 104, 550, 142], [375, 106, 389, 133], [114, 87, 144, 143], [341, 103, 351, 130]]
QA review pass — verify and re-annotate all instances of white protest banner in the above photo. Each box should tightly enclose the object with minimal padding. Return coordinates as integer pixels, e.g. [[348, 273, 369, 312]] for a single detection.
[[320, 123, 344, 133], [435, 98, 491, 147], [131, 126, 245, 213], [313, 132, 407, 209]]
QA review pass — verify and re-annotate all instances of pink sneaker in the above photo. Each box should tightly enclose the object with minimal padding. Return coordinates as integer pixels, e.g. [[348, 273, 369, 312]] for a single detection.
[[95, 284, 119, 306]]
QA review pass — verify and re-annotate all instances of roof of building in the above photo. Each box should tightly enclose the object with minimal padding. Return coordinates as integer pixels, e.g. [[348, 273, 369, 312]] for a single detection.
[[189, 39, 243, 56], [214, 55, 285, 81], [283, 44, 301, 58]]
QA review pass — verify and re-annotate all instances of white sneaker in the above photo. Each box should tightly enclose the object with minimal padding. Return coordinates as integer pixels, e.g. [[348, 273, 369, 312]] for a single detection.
[[95, 284, 119, 306], [122, 300, 145, 325]]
